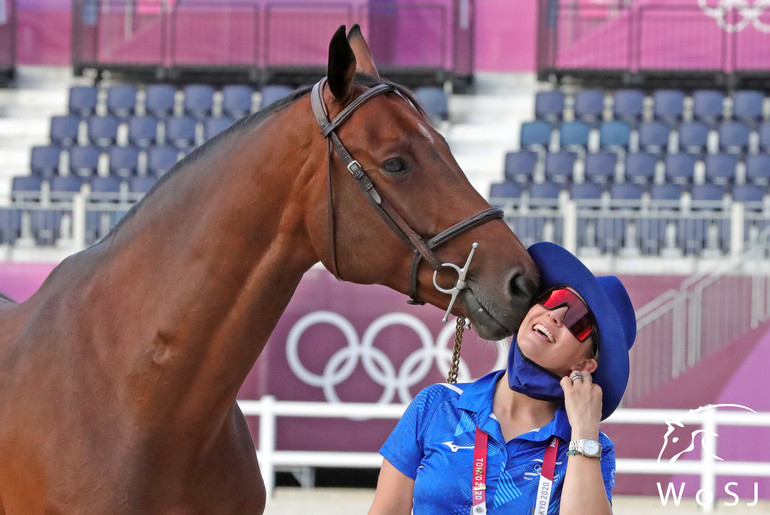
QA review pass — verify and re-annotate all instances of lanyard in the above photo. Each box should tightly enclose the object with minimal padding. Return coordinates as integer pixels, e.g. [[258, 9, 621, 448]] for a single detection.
[[471, 428, 560, 515]]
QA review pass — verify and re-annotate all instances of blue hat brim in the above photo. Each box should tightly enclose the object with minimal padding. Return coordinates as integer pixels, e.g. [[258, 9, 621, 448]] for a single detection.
[[528, 242, 632, 420]]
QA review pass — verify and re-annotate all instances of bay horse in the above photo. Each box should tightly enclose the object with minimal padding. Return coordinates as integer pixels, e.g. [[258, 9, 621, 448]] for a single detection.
[[0, 26, 538, 513]]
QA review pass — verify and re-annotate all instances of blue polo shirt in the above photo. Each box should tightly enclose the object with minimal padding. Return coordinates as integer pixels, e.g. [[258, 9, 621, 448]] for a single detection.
[[380, 370, 615, 514]]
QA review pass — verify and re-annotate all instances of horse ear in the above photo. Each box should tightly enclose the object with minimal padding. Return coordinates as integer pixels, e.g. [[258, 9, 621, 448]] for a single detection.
[[327, 25, 356, 102], [347, 24, 379, 77]]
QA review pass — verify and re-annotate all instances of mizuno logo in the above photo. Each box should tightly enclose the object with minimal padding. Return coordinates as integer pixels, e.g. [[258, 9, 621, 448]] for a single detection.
[[442, 441, 474, 453]]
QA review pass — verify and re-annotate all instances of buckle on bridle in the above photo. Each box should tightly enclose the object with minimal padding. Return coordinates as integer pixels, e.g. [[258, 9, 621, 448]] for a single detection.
[[346, 160, 364, 178]]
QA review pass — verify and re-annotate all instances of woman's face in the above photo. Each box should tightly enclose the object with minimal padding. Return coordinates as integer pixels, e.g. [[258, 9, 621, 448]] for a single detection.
[[516, 287, 597, 377]]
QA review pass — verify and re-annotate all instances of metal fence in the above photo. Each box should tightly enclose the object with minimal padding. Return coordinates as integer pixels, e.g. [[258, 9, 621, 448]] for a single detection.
[[0, 0, 16, 83], [71, 0, 474, 89]]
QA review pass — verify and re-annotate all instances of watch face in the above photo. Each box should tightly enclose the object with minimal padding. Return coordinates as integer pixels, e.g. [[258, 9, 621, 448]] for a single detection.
[[583, 440, 600, 456]]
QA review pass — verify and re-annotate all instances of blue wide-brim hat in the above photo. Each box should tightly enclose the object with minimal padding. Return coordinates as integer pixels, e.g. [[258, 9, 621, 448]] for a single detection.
[[528, 242, 637, 420]]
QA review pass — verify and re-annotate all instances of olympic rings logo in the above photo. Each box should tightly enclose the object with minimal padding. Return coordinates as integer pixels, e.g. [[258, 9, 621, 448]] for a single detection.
[[285, 311, 508, 404], [698, 0, 770, 33]]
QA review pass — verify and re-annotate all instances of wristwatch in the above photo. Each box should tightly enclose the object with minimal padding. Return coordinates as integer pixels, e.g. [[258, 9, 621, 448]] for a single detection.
[[568, 438, 602, 459]]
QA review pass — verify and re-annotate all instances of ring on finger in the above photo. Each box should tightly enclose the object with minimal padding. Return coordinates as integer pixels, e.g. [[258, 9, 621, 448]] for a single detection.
[[570, 373, 583, 383]]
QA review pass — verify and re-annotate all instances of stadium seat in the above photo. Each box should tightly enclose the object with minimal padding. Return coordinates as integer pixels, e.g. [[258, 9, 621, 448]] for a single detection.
[[691, 183, 725, 203], [528, 181, 562, 203], [50, 115, 82, 146], [624, 152, 657, 186], [678, 121, 710, 155], [653, 89, 685, 126], [571, 181, 603, 249], [558, 120, 591, 151], [612, 89, 645, 127], [0, 208, 22, 244], [49, 175, 83, 201], [703, 153, 737, 186], [570, 181, 603, 202], [664, 153, 697, 186], [144, 84, 177, 117], [68, 85, 98, 116], [11, 175, 44, 202], [87, 116, 120, 147], [732, 183, 764, 204], [203, 116, 236, 141], [86, 176, 123, 243], [732, 90, 764, 128], [534, 90, 565, 124], [759, 122, 770, 153], [221, 84, 255, 118], [108, 146, 140, 178], [650, 183, 684, 203], [637, 121, 670, 154], [598, 120, 631, 151], [543, 152, 576, 183], [89, 176, 122, 200], [573, 89, 604, 126], [30, 145, 62, 177], [127, 115, 159, 147], [106, 84, 138, 117], [147, 146, 180, 176], [598, 183, 643, 253], [415, 86, 449, 122], [692, 90, 725, 126], [717, 120, 750, 154], [68, 145, 102, 177], [681, 183, 728, 255], [129, 176, 157, 197], [259, 84, 293, 110], [165, 116, 198, 149], [183, 84, 215, 118], [503, 151, 538, 184], [584, 151, 617, 185], [745, 154, 770, 186], [519, 120, 552, 151], [488, 182, 523, 207]]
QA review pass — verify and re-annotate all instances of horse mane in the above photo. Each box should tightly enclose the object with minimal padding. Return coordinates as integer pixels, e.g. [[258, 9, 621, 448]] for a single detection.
[[101, 74, 426, 243]]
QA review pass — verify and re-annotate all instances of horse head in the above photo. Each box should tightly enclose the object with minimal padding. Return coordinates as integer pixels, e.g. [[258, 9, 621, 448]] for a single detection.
[[305, 26, 539, 340]]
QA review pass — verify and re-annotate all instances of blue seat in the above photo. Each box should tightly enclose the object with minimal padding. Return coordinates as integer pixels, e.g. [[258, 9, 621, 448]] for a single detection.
[[68, 85, 98, 116], [678, 121, 710, 155], [127, 115, 159, 147], [203, 116, 236, 141], [89, 176, 122, 199], [691, 183, 725, 203], [759, 122, 770, 153], [681, 184, 728, 255], [534, 90, 565, 124], [573, 89, 604, 126], [165, 116, 198, 149], [68, 145, 102, 177], [732, 90, 764, 128], [106, 84, 138, 117], [108, 146, 140, 178], [86, 176, 123, 242], [650, 183, 684, 204], [259, 84, 293, 110], [598, 183, 643, 253], [584, 151, 617, 185], [624, 152, 657, 185], [610, 182, 644, 202], [30, 145, 62, 177], [87, 116, 120, 147], [0, 208, 22, 244], [183, 84, 215, 118], [49, 175, 83, 202], [129, 176, 157, 197], [11, 175, 44, 202], [703, 153, 737, 186], [638, 121, 670, 154], [144, 84, 177, 117], [415, 86, 449, 122], [558, 120, 591, 151], [653, 89, 685, 126], [147, 146, 180, 176], [664, 153, 697, 185], [598, 120, 631, 151], [528, 181, 562, 203], [519, 120, 552, 150], [692, 90, 724, 126], [221, 84, 255, 118], [732, 183, 764, 204], [503, 151, 538, 184], [50, 115, 81, 146], [570, 182, 603, 202], [543, 152, 576, 184], [745, 154, 770, 186], [718, 121, 750, 154], [488, 182, 523, 207], [612, 89, 645, 126]]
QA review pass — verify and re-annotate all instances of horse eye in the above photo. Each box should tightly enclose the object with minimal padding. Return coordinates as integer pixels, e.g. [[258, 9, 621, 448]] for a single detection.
[[382, 158, 408, 174]]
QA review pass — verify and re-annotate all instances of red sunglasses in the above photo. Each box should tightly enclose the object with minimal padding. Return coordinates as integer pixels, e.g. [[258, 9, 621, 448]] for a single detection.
[[536, 286, 597, 343]]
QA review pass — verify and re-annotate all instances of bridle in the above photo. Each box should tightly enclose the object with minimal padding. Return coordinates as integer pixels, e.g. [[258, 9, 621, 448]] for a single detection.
[[310, 77, 503, 306]]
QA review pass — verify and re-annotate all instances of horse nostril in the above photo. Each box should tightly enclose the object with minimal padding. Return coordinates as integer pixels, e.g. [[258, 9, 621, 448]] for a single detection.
[[508, 270, 538, 302]]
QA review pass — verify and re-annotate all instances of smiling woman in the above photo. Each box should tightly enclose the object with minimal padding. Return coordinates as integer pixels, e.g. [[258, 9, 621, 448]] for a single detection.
[[369, 241, 639, 515]]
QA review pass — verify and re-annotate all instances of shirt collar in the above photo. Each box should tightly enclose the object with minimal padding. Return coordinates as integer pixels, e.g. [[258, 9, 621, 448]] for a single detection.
[[457, 369, 572, 442]]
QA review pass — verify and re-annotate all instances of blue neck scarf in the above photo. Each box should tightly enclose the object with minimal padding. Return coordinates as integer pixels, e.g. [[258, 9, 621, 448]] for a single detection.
[[507, 340, 565, 401]]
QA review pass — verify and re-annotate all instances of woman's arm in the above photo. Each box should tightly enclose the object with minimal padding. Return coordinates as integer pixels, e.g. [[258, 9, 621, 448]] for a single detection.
[[368, 458, 415, 515]]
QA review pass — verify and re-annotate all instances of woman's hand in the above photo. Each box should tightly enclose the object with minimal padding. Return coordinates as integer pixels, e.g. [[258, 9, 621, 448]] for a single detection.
[[560, 368, 602, 439]]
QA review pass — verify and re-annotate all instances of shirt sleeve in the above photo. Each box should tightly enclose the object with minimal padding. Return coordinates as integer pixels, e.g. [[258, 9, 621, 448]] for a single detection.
[[598, 432, 616, 502], [379, 384, 447, 480]]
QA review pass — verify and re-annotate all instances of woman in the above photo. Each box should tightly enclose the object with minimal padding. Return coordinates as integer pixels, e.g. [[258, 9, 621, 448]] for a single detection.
[[369, 242, 636, 514]]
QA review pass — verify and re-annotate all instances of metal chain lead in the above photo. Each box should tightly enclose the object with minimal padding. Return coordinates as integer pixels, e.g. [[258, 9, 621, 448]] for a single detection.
[[446, 316, 466, 384]]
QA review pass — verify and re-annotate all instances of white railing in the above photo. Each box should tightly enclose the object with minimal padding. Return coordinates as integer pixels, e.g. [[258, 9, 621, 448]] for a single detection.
[[240, 397, 770, 512]]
